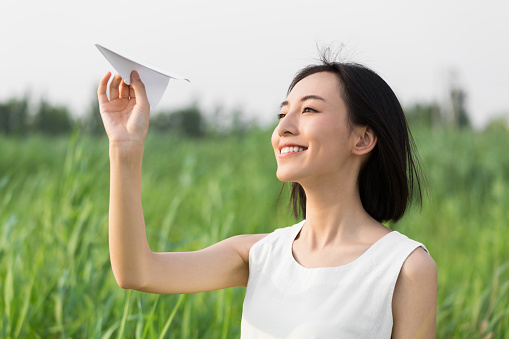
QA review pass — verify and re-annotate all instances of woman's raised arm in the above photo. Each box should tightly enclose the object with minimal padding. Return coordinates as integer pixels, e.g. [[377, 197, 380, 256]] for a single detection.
[[97, 71, 265, 294]]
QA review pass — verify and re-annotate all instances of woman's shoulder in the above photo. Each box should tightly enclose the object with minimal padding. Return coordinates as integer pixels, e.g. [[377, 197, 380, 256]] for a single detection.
[[399, 245, 437, 281], [232, 221, 301, 245], [366, 229, 433, 278], [226, 233, 270, 266], [228, 221, 302, 265], [238, 220, 305, 264], [254, 220, 304, 247], [385, 230, 430, 254]]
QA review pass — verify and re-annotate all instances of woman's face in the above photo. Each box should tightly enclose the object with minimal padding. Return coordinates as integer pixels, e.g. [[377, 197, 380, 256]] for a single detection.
[[271, 71, 361, 187]]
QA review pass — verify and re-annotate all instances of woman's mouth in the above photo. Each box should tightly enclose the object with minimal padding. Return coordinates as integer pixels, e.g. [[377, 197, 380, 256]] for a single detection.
[[280, 146, 307, 154]]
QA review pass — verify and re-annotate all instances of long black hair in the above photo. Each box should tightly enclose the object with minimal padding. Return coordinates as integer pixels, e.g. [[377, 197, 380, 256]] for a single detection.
[[285, 56, 424, 223]]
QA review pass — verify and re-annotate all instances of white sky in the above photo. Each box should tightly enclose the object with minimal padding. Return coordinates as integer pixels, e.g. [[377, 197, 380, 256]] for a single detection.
[[1, 0, 508, 128]]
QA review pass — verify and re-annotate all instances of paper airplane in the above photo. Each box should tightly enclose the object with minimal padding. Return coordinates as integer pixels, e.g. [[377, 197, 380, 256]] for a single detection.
[[96, 44, 189, 108]]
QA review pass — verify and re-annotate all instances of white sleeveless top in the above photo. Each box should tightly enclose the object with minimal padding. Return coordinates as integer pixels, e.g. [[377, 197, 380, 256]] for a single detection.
[[241, 220, 428, 338]]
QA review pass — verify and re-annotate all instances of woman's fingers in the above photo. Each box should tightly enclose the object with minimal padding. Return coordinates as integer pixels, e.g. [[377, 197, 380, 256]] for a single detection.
[[109, 74, 122, 100], [97, 72, 112, 105], [97, 71, 149, 114], [119, 78, 130, 99], [130, 71, 150, 109], [129, 85, 135, 99]]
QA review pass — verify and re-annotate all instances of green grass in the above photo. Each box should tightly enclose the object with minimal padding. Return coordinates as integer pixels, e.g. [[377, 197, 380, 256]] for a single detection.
[[0, 126, 508, 338]]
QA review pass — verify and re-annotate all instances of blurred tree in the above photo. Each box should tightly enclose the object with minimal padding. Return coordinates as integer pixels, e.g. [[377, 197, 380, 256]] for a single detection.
[[443, 69, 471, 129], [450, 87, 470, 129], [405, 83, 471, 130], [33, 99, 73, 135], [151, 110, 178, 133], [203, 103, 253, 137], [151, 102, 205, 138], [82, 93, 104, 135], [405, 102, 441, 129], [177, 104, 205, 138], [0, 96, 30, 135]]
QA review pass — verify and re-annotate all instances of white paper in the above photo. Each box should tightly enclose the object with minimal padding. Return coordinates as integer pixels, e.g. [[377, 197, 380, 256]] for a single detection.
[[96, 44, 189, 108]]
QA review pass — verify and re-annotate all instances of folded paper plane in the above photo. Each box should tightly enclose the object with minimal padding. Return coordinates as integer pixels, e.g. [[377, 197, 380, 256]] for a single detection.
[[96, 44, 189, 108]]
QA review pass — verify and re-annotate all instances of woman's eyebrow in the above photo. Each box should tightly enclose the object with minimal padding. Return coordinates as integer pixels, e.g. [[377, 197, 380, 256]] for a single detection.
[[280, 95, 326, 108]]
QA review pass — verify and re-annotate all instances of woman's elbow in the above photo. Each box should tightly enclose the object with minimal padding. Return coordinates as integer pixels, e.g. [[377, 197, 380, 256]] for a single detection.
[[115, 277, 137, 290], [110, 254, 152, 290], [112, 270, 147, 290]]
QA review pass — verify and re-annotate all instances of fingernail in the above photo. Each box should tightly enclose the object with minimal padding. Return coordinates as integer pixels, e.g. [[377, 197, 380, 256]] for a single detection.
[[133, 71, 140, 80]]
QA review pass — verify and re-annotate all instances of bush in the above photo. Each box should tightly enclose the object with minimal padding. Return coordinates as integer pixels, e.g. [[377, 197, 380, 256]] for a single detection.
[[33, 99, 73, 135], [0, 96, 30, 135]]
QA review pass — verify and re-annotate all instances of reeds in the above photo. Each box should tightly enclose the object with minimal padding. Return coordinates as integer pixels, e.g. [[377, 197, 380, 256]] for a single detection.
[[0, 126, 508, 338]]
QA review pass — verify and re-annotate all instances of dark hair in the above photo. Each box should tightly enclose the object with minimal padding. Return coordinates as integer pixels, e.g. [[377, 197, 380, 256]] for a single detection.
[[285, 57, 424, 223]]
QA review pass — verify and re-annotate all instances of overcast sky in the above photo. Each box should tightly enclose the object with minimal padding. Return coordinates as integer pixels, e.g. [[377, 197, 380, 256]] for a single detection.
[[1, 0, 508, 128]]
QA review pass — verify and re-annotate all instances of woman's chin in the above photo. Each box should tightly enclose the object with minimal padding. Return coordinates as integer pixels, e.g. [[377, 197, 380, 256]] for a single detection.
[[276, 171, 299, 183]]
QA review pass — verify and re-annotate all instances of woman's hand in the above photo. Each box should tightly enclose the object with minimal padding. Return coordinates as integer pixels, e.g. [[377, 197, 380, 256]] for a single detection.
[[97, 71, 150, 145]]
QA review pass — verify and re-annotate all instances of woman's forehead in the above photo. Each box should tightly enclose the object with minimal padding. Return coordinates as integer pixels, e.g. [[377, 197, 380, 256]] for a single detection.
[[285, 72, 342, 103]]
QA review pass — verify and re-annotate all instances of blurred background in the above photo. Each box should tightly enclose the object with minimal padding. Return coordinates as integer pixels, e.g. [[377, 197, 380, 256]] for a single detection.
[[1, 0, 508, 338]]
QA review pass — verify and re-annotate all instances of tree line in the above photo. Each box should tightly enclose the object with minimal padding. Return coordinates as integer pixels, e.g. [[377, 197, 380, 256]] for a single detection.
[[0, 95, 253, 138], [1, 87, 508, 137], [0, 97, 74, 136]]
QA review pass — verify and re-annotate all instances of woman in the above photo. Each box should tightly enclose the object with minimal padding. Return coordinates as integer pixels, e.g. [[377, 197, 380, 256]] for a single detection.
[[97, 56, 437, 338]]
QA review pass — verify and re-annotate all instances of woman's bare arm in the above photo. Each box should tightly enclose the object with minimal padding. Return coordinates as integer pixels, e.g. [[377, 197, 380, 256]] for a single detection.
[[99, 71, 266, 294], [392, 247, 437, 338]]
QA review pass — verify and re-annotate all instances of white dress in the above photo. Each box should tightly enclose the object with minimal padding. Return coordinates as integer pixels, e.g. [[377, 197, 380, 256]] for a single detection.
[[241, 220, 428, 338]]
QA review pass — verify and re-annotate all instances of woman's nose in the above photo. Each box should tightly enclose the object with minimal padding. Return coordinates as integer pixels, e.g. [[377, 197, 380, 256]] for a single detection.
[[276, 112, 299, 136]]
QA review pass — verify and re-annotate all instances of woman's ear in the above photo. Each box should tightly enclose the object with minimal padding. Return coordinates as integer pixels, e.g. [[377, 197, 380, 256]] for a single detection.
[[352, 126, 377, 155]]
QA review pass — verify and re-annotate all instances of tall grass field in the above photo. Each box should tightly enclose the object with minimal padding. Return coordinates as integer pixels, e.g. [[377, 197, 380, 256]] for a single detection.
[[1, 126, 508, 338]]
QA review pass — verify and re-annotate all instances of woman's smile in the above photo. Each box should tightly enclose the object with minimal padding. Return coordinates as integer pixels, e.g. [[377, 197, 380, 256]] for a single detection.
[[278, 143, 308, 157]]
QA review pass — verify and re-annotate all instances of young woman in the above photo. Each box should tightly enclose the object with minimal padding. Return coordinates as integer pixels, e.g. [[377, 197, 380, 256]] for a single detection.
[[97, 57, 437, 338]]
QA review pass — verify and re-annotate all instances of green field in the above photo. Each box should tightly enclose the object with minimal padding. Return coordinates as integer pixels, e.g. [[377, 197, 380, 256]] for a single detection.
[[1, 126, 508, 338]]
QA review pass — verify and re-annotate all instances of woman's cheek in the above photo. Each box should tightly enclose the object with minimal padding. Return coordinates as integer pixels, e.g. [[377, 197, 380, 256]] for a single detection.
[[271, 130, 280, 154]]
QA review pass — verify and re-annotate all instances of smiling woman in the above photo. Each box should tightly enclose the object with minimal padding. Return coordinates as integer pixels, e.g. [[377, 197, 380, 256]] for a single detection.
[[98, 53, 436, 339]]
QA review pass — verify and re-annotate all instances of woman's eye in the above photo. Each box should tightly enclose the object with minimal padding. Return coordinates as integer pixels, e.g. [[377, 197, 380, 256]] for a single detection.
[[303, 107, 317, 113], [278, 113, 286, 120]]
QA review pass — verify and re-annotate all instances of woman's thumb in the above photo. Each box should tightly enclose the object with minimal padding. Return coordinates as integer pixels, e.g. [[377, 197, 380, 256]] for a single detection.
[[130, 71, 150, 109]]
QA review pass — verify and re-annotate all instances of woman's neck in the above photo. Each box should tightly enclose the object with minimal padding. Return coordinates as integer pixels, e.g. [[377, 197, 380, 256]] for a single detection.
[[299, 177, 385, 248]]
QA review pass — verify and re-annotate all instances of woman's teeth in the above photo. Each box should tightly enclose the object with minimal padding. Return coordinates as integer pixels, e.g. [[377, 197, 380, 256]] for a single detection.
[[281, 146, 305, 154]]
